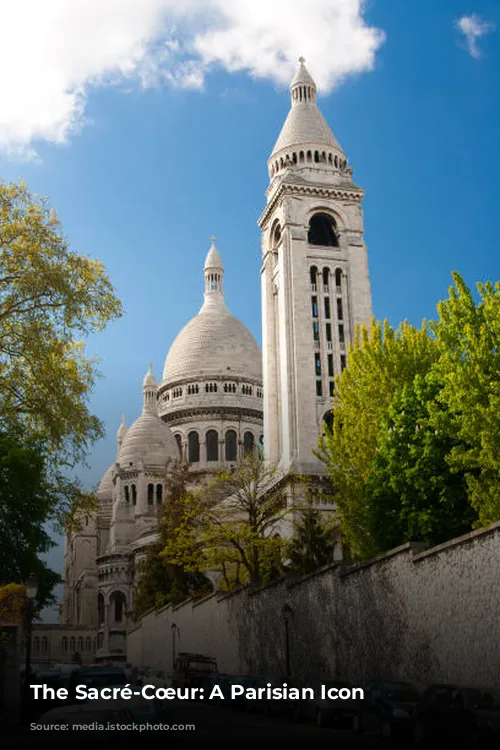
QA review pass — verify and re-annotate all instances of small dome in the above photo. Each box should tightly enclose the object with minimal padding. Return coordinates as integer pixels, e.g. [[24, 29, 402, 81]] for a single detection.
[[204, 237, 223, 270], [118, 412, 179, 466], [97, 465, 113, 500]]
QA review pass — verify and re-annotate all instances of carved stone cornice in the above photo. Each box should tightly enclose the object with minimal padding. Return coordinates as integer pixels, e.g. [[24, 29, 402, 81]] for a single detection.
[[258, 180, 365, 228], [159, 405, 264, 424]]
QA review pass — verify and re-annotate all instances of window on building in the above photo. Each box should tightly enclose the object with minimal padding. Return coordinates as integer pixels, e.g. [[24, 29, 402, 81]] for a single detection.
[[131, 484, 137, 505], [243, 431, 254, 455], [316, 380, 323, 397], [335, 268, 342, 287], [313, 321, 319, 341], [324, 297, 331, 319], [85, 637, 91, 652], [338, 324, 345, 345], [315, 353, 321, 376], [111, 592, 126, 624], [124, 485, 129, 503], [322, 267, 329, 289], [337, 298, 343, 320], [310, 266, 318, 288], [69, 637, 75, 653], [312, 296, 318, 318], [174, 434, 182, 459], [188, 431, 200, 463], [341, 355, 346, 370], [326, 323, 332, 342], [206, 430, 219, 461], [33, 637, 40, 654], [329, 380, 335, 397], [147, 483, 154, 505], [98, 594, 105, 626], [225, 430, 237, 462], [323, 410, 334, 432], [77, 637, 83, 652], [328, 354, 334, 377], [61, 637, 68, 652], [307, 213, 339, 247], [156, 484, 163, 504]]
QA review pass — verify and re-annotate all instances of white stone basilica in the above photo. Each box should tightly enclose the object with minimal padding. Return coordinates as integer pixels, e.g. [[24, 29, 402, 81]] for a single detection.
[[59, 58, 372, 664]]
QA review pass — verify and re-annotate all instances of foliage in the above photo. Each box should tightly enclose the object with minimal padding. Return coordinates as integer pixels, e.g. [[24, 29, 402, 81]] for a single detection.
[[365, 374, 477, 551], [286, 495, 337, 576], [317, 272, 500, 560], [0, 427, 73, 608], [317, 318, 440, 558], [0, 583, 25, 625], [160, 455, 289, 590], [0, 179, 123, 466], [133, 462, 213, 617], [429, 273, 500, 526]]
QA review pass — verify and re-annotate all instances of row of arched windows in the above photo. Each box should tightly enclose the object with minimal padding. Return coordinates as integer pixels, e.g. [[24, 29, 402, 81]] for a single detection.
[[311, 262, 346, 398], [176, 430, 262, 463], [270, 150, 348, 178], [97, 591, 126, 627], [165, 382, 262, 401], [60, 636, 96, 653], [310, 266, 343, 291], [122, 483, 163, 505], [33, 636, 48, 653]]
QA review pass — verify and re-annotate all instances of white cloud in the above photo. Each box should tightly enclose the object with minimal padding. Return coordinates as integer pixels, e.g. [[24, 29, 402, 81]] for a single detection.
[[0, 0, 385, 161], [455, 14, 495, 59]]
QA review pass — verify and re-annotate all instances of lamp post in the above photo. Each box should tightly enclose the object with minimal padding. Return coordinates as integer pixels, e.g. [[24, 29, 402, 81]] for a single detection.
[[171, 622, 179, 669], [23, 573, 38, 715], [281, 603, 293, 678]]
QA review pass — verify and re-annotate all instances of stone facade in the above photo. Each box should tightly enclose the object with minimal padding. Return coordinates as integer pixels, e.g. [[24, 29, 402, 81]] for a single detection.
[[128, 522, 500, 689]]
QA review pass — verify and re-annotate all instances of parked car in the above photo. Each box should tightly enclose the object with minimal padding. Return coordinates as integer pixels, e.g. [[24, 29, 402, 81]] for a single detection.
[[173, 652, 218, 691], [295, 679, 356, 727], [352, 679, 420, 739], [36, 701, 135, 738], [413, 684, 500, 747], [216, 674, 259, 709], [65, 666, 127, 702]]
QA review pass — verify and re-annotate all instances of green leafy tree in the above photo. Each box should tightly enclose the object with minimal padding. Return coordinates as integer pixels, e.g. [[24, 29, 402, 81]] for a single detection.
[[365, 374, 477, 552], [429, 273, 500, 526], [0, 180, 123, 466], [317, 319, 439, 558], [286, 499, 336, 575], [160, 455, 289, 590]]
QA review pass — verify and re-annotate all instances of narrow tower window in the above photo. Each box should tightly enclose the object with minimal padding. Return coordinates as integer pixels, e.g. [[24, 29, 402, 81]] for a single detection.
[[312, 297, 318, 318], [324, 298, 331, 319], [147, 484, 154, 505], [328, 354, 334, 377], [308, 213, 339, 247], [156, 484, 163, 504], [315, 353, 322, 376], [132, 484, 137, 505], [337, 298, 343, 320]]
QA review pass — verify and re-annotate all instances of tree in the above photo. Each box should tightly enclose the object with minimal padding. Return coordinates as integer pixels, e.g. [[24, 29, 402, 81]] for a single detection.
[[160, 455, 289, 590], [365, 374, 477, 552], [133, 462, 212, 617], [0, 180, 123, 466], [429, 273, 500, 526], [317, 318, 440, 558], [286, 499, 336, 576]]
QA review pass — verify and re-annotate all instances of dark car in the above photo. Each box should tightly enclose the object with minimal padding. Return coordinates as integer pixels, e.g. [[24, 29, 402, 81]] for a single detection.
[[217, 674, 259, 709], [352, 679, 420, 740], [295, 679, 356, 727], [413, 684, 500, 747], [65, 666, 127, 703]]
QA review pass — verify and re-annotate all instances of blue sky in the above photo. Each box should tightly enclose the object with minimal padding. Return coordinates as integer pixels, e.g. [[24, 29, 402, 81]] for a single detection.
[[1, 1, 499, 616]]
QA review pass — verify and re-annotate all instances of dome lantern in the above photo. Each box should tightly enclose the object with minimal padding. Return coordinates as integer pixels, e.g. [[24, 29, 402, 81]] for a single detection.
[[142, 363, 158, 415], [202, 236, 226, 312]]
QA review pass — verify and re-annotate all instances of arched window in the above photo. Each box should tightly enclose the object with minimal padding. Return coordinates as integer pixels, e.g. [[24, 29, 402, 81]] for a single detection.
[[272, 222, 281, 247], [77, 637, 83, 652], [308, 213, 339, 247], [111, 591, 126, 624], [124, 485, 129, 503], [243, 431, 254, 455], [322, 267, 330, 289], [61, 637, 68, 653], [156, 484, 163, 504], [131, 484, 137, 505], [310, 266, 318, 286], [323, 410, 334, 433], [69, 637, 75, 653], [147, 483, 154, 505], [188, 431, 200, 463], [97, 593, 105, 626], [335, 268, 342, 287], [174, 434, 182, 459], [33, 636, 40, 654], [225, 430, 237, 462], [85, 637, 91, 652], [206, 430, 219, 462]]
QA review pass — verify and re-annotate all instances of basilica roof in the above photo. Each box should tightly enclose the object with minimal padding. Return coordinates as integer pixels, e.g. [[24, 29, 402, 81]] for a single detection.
[[118, 366, 179, 466], [162, 240, 262, 385], [97, 465, 113, 499], [270, 58, 343, 159]]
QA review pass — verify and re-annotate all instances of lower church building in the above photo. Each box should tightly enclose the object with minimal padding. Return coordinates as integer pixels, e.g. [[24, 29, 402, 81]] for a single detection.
[[54, 58, 372, 664]]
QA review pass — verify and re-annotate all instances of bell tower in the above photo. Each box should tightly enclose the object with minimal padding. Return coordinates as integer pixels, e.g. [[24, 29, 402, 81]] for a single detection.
[[259, 58, 372, 474]]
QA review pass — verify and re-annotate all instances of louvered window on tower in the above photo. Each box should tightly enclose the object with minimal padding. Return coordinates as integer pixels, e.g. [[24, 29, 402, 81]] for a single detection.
[[328, 354, 334, 377], [312, 297, 318, 317], [315, 353, 321, 376], [337, 298, 343, 320], [313, 321, 319, 341], [324, 297, 331, 319]]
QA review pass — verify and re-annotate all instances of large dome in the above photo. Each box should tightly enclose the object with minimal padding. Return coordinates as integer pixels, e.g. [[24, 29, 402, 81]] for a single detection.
[[97, 465, 113, 500], [118, 411, 179, 466], [163, 306, 261, 384]]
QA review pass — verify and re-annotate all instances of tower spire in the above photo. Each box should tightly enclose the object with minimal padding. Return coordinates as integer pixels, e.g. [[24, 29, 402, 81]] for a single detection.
[[201, 236, 227, 312], [142, 363, 158, 414]]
